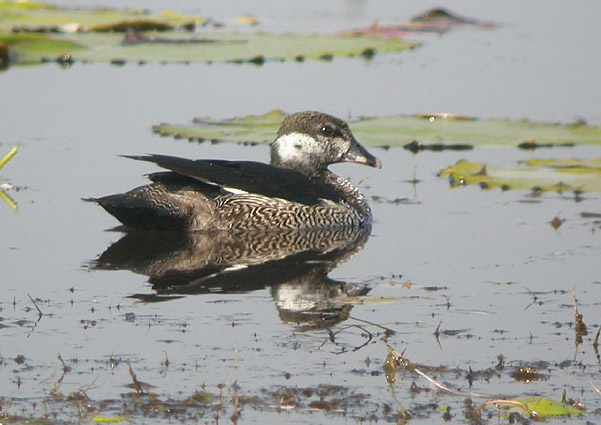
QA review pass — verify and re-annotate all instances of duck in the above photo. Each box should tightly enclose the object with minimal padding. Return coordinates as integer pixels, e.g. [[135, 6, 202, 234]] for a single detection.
[[88, 111, 381, 231]]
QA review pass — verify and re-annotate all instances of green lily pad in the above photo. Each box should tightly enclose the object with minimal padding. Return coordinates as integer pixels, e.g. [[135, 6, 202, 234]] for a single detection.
[[152, 110, 601, 148], [0, 32, 84, 64], [154, 109, 286, 143], [0, 2, 417, 66], [498, 396, 583, 418], [439, 158, 601, 193], [0, 30, 415, 66], [0, 2, 205, 32]]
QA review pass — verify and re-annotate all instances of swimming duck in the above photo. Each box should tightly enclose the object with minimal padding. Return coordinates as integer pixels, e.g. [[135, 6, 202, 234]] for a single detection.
[[89, 111, 381, 231]]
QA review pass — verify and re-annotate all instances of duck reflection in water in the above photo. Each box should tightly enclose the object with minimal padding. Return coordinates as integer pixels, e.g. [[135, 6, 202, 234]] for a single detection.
[[92, 225, 371, 330]]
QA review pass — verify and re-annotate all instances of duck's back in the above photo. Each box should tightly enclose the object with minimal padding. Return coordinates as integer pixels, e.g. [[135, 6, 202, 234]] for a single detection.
[[90, 155, 365, 231], [89, 111, 380, 231]]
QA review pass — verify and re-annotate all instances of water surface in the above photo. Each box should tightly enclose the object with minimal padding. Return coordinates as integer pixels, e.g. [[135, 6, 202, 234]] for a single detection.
[[1, 1, 600, 423]]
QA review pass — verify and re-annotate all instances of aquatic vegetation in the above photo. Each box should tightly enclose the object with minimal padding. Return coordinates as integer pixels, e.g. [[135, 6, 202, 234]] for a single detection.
[[0, 145, 18, 211], [0, 2, 206, 32], [0, 2, 416, 67], [384, 348, 586, 420], [440, 158, 601, 193], [0, 145, 18, 170], [0, 31, 414, 67], [153, 109, 601, 148]]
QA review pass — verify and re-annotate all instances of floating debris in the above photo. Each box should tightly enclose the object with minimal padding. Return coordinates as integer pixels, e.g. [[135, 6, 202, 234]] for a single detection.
[[346, 8, 497, 39]]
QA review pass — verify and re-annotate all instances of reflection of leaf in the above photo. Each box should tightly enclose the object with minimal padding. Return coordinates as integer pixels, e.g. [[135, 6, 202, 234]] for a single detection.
[[153, 110, 601, 148], [328, 296, 397, 305], [519, 158, 601, 170], [439, 159, 601, 193], [0, 188, 18, 212]]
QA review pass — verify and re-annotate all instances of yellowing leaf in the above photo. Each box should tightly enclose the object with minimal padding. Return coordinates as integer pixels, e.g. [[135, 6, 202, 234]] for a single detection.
[[440, 159, 601, 193], [91, 415, 127, 423]]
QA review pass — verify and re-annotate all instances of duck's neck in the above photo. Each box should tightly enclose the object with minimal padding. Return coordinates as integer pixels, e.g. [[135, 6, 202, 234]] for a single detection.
[[315, 170, 372, 221]]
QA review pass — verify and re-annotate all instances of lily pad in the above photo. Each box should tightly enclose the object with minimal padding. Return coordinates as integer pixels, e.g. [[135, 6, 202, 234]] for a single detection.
[[439, 158, 601, 193], [0, 32, 84, 64], [0, 1, 417, 66], [152, 110, 601, 148], [0, 30, 416, 66], [154, 109, 286, 143], [0, 2, 205, 32]]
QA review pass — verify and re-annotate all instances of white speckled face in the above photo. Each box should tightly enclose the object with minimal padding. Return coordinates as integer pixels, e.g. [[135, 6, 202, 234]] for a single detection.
[[272, 132, 322, 167]]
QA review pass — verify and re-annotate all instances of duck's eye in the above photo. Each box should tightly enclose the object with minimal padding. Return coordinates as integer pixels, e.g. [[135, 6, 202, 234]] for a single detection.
[[320, 125, 335, 136]]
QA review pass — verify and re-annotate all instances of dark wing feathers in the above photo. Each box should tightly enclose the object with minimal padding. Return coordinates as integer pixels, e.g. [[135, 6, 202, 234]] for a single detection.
[[124, 154, 342, 206]]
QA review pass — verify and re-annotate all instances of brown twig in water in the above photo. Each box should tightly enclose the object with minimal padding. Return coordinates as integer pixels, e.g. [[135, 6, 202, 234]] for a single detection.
[[523, 286, 539, 311], [57, 354, 71, 385], [593, 326, 601, 363], [475, 398, 536, 418], [434, 320, 443, 350], [387, 346, 504, 399], [27, 293, 43, 320], [350, 315, 396, 336], [126, 359, 144, 395], [230, 385, 241, 425], [319, 324, 375, 354], [572, 287, 587, 360]]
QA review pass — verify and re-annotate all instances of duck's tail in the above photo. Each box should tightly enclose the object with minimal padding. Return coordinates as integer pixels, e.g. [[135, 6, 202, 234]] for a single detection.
[[84, 192, 190, 231]]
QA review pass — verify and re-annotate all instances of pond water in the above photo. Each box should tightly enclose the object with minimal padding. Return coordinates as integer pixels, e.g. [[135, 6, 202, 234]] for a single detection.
[[1, 1, 601, 424]]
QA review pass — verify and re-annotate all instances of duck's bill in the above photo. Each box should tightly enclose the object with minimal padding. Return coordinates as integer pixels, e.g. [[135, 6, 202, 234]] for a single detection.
[[341, 140, 382, 169]]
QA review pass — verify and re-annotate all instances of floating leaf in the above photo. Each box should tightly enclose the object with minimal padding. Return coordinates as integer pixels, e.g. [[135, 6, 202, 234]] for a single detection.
[[153, 110, 601, 148], [0, 2, 417, 66], [0, 2, 205, 32], [496, 396, 583, 418], [154, 109, 286, 143], [439, 158, 601, 193], [0, 30, 416, 66], [0, 33, 84, 64], [91, 415, 127, 423]]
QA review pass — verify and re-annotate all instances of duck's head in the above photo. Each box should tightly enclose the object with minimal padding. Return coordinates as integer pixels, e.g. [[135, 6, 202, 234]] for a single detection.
[[271, 111, 381, 175]]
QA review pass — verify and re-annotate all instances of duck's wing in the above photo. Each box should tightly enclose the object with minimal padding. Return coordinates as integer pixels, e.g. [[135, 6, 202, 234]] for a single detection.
[[124, 154, 342, 206]]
